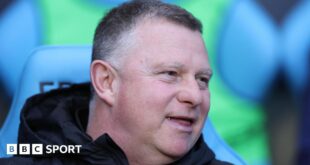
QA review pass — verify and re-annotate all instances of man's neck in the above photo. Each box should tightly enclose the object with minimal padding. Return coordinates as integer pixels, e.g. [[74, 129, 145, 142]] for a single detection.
[[86, 99, 112, 140]]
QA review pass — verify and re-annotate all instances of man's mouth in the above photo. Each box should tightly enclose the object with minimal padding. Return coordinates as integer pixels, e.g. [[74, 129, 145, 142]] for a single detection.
[[166, 116, 195, 133], [167, 117, 194, 126]]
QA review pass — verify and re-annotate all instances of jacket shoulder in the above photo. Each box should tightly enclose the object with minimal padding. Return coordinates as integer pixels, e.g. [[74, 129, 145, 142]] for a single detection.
[[0, 156, 82, 165], [0, 157, 34, 165]]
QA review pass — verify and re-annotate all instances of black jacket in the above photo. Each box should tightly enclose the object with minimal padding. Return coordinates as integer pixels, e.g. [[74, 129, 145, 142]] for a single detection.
[[0, 83, 232, 165]]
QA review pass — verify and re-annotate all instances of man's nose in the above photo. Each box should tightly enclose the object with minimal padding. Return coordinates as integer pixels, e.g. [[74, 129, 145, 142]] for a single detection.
[[176, 78, 204, 107]]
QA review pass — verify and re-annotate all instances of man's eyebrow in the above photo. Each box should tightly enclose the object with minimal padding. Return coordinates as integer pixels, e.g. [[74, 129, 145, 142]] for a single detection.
[[153, 62, 185, 69], [197, 69, 213, 78], [153, 62, 213, 77]]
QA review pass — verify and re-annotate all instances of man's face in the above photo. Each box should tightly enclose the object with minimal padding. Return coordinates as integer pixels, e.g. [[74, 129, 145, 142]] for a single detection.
[[112, 19, 211, 159]]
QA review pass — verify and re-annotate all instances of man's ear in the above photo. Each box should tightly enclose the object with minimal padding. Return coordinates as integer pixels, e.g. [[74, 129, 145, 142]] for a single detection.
[[90, 60, 118, 106]]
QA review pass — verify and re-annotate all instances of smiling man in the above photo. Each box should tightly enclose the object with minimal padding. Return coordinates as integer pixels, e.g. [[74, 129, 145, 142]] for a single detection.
[[86, 1, 229, 164], [89, 18, 212, 164], [0, 0, 231, 164]]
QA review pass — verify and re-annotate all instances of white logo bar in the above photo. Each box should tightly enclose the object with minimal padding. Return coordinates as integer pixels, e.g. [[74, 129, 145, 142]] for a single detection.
[[6, 144, 82, 155]]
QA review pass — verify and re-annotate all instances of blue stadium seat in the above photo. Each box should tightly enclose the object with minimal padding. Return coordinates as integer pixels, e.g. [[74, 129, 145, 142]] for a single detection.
[[0, 0, 41, 98], [0, 46, 245, 164], [217, 0, 279, 101], [282, 0, 310, 96], [0, 46, 91, 157], [203, 120, 246, 164]]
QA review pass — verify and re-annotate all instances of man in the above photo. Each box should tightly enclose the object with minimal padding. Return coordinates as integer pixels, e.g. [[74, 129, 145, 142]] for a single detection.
[[1, 0, 232, 164]]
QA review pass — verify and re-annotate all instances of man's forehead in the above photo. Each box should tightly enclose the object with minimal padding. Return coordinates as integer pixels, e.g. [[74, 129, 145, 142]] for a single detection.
[[123, 19, 210, 70]]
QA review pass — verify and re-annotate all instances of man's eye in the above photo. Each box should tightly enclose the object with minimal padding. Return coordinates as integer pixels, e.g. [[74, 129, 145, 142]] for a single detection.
[[158, 70, 179, 82], [197, 77, 209, 89], [163, 71, 178, 77]]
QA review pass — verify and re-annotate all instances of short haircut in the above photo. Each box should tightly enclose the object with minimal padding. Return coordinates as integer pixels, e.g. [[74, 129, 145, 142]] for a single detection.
[[91, 0, 202, 66]]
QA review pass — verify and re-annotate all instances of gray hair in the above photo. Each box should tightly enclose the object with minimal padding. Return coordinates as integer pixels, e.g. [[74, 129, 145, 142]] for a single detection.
[[91, 0, 202, 68]]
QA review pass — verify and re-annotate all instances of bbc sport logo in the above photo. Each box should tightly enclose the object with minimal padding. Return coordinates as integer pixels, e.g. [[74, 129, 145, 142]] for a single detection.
[[7, 144, 82, 155]]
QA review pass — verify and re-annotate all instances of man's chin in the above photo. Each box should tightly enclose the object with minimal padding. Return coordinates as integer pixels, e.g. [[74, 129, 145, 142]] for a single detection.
[[160, 141, 192, 159], [155, 129, 197, 160]]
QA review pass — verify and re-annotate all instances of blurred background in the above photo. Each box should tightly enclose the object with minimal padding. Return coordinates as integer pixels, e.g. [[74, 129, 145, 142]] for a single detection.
[[0, 0, 309, 165]]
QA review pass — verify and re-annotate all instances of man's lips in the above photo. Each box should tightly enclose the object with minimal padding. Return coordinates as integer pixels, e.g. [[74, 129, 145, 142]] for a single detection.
[[167, 116, 194, 126], [166, 116, 196, 133]]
